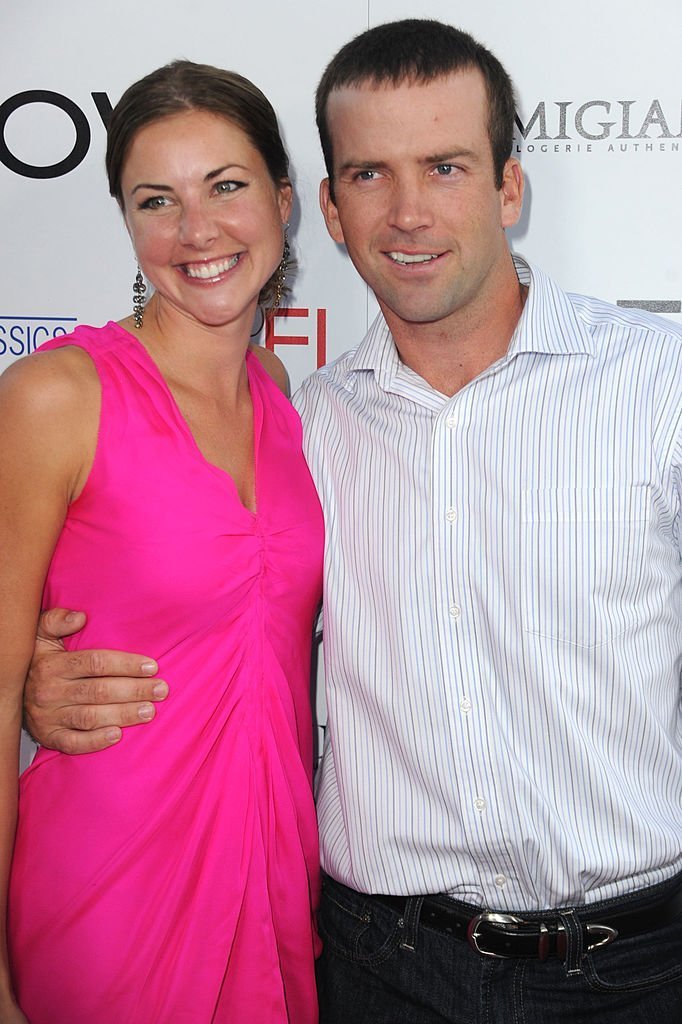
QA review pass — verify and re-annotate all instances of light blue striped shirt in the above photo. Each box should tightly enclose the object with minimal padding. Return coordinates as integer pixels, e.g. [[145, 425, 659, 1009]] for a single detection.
[[294, 256, 682, 911]]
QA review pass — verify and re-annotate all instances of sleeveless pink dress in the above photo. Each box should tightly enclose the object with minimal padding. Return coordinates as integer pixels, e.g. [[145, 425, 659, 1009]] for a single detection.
[[8, 323, 323, 1023]]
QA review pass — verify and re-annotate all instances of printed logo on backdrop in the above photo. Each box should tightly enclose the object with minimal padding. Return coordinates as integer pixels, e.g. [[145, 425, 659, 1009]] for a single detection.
[[0, 90, 111, 178], [0, 310, 330, 374], [265, 308, 327, 369], [514, 98, 681, 155], [0, 317, 77, 363], [2, 90, 679, 177]]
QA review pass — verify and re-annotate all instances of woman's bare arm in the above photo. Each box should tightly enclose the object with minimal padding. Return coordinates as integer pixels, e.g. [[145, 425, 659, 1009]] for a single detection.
[[0, 347, 98, 1016]]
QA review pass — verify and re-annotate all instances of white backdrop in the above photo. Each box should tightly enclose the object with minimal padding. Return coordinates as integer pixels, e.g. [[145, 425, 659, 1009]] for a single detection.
[[2, 1, 680, 769]]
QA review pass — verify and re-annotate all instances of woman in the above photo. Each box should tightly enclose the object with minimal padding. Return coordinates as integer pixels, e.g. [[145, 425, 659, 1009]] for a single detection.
[[0, 62, 323, 1023]]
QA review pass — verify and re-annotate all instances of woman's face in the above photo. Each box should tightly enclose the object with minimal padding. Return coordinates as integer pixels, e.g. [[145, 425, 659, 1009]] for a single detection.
[[121, 108, 291, 331]]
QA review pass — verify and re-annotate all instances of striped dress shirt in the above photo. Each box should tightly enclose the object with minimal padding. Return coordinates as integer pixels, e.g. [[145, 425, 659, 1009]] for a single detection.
[[293, 256, 682, 911]]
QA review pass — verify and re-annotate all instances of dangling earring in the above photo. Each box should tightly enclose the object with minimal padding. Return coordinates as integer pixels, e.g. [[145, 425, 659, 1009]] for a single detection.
[[132, 265, 147, 329], [272, 232, 290, 310]]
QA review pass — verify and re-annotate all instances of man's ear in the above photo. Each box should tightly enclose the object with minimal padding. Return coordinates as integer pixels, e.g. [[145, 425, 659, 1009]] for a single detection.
[[319, 178, 345, 244], [499, 158, 524, 229]]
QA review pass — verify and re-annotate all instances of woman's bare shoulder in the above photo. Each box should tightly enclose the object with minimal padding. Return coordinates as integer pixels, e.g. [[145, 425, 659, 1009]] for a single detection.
[[248, 343, 290, 398], [0, 345, 101, 490], [0, 344, 99, 415]]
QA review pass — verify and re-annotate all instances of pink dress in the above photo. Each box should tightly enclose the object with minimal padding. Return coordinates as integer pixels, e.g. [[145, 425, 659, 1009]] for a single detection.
[[8, 323, 323, 1023]]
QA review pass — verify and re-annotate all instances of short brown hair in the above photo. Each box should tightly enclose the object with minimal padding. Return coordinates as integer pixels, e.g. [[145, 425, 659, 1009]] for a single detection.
[[315, 19, 516, 193]]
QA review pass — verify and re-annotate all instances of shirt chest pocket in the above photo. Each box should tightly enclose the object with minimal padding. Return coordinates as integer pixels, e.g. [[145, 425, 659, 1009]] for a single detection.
[[521, 485, 650, 649]]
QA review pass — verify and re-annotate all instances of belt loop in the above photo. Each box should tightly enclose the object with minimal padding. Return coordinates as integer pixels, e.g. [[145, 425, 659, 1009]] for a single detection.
[[399, 896, 424, 951], [558, 909, 584, 976]]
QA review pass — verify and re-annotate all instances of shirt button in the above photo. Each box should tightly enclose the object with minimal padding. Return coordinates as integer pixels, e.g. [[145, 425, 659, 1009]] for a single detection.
[[494, 874, 507, 888], [449, 604, 461, 620], [459, 697, 472, 713], [474, 798, 486, 812], [446, 415, 458, 429], [446, 507, 458, 523]]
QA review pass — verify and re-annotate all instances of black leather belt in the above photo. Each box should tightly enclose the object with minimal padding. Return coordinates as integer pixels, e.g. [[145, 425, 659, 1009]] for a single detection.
[[372, 876, 682, 960]]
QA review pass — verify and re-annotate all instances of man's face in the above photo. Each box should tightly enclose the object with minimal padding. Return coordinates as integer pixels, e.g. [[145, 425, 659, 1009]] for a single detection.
[[320, 70, 523, 342]]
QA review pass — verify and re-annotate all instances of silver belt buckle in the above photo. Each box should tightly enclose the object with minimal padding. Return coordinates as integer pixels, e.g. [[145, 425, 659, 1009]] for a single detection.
[[467, 911, 619, 960], [467, 911, 525, 958], [585, 922, 618, 952]]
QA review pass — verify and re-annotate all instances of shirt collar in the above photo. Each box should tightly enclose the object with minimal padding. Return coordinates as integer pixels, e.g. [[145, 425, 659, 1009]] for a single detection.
[[509, 255, 596, 358], [344, 253, 596, 390]]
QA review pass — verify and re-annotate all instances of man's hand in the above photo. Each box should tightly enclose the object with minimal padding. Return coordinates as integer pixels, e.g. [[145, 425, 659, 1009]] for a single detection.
[[24, 608, 168, 754]]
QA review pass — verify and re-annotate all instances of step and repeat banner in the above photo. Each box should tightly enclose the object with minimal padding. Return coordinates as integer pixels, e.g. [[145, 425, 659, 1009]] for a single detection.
[[2, 0, 680, 767]]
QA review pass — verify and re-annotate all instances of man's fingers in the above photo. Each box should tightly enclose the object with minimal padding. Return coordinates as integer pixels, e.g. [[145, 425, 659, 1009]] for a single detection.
[[63, 649, 160, 684], [25, 644, 167, 752], [33, 670, 167, 708], [46, 725, 123, 756], [37, 607, 87, 643], [54, 700, 161, 731], [24, 693, 165, 752], [31, 648, 160, 690], [68, 649, 159, 682], [75, 674, 167, 707]]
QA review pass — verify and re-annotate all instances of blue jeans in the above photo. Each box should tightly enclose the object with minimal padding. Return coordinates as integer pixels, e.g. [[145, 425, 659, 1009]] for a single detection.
[[316, 873, 682, 1023]]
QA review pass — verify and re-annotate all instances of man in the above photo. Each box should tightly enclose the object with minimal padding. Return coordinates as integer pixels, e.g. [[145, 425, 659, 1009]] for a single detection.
[[23, 19, 682, 1022]]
